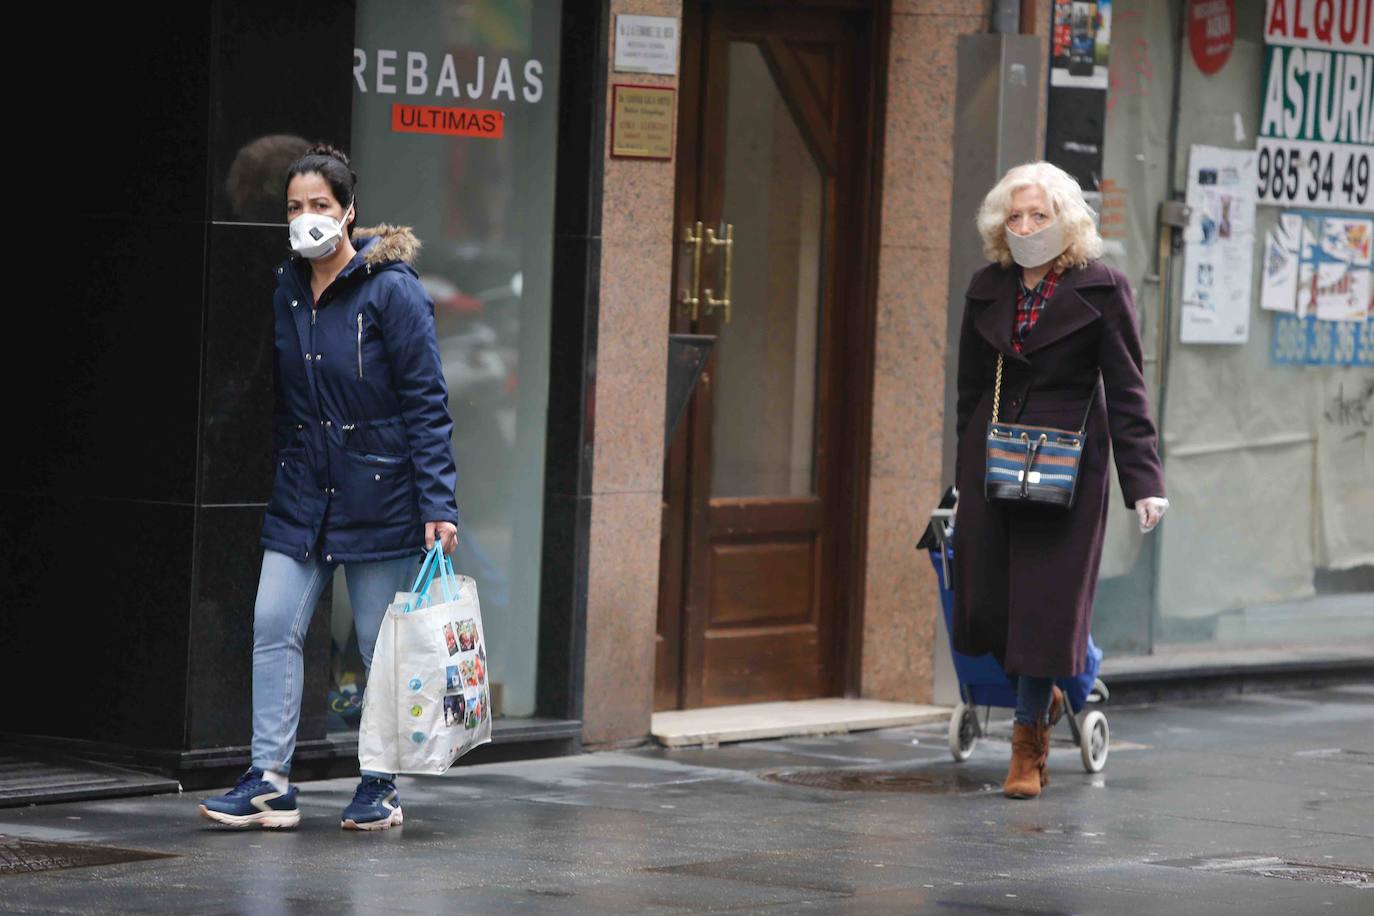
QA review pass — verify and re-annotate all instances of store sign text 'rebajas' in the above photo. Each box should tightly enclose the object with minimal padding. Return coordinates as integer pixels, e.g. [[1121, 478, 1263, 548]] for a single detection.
[[354, 49, 545, 103]]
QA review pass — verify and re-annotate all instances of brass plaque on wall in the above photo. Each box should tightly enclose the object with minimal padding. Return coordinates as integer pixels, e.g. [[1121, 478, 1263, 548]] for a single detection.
[[611, 84, 675, 160]]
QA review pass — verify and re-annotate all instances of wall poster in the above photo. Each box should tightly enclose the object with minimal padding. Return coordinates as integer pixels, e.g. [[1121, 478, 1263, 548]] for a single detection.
[[1181, 144, 1258, 344], [1046, 0, 1114, 190]]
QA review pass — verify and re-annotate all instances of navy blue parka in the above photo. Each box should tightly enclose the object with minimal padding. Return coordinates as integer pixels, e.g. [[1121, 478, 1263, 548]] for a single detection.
[[261, 223, 460, 563]]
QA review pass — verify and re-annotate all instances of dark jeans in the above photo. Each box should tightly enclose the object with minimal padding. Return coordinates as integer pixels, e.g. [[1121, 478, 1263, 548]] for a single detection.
[[1014, 675, 1055, 727]]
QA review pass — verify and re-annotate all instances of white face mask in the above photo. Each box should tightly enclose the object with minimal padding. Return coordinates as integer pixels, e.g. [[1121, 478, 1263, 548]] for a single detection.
[[288, 202, 353, 259], [1004, 220, 1067, 268]]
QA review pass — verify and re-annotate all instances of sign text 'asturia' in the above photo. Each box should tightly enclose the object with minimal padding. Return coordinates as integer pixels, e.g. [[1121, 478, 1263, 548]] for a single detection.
[[1257, 0, 1374, 211], [354, 49, 545, 103]]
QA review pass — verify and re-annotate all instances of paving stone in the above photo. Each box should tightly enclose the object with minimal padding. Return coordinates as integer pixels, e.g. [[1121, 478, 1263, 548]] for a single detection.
[[0, 688, 1370, 913]]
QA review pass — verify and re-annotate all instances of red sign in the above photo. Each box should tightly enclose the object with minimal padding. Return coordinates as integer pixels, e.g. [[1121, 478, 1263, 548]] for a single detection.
[[391, 104, 504, 138], [1265, 0, 1374, 47], [1188, 0, 1235, 75]]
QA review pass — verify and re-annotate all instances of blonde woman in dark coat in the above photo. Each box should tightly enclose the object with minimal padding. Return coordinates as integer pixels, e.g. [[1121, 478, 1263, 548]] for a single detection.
[[952, 162, 1169, 799]]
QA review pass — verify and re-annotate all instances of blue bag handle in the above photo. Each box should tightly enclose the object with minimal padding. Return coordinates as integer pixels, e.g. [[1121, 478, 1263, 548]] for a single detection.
[[434, 549, 460, 603], [409, 544, 445, 606], [409, 545, 440, 593]]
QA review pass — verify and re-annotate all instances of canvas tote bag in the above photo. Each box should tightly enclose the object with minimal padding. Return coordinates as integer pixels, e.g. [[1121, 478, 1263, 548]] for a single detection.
[[358, 545, 492, 774]]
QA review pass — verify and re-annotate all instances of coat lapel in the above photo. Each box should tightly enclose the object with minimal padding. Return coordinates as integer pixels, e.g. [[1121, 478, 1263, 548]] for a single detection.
[[970, 264, 1029, 364]]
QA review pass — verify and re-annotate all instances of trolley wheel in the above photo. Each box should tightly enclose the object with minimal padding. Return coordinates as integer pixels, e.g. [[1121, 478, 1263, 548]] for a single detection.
[[948, 703, 977, 762], [1078, 710, 1109, 773]]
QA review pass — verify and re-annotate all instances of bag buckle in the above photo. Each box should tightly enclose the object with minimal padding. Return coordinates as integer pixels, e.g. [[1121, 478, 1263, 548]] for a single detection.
[[1019, 433, 1047, 498]]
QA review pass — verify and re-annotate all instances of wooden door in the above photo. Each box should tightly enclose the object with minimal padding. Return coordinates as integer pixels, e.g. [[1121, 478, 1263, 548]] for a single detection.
[[656, 1, 871, 710]]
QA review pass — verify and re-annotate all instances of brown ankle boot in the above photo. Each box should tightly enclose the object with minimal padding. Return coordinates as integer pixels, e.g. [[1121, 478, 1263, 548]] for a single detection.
[[1003, 722, 1043, 799], [1036, 686, 1065, 788]]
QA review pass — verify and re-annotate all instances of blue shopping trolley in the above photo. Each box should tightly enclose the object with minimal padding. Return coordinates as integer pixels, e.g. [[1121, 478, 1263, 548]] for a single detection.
[[919, 487, 1111, 773]]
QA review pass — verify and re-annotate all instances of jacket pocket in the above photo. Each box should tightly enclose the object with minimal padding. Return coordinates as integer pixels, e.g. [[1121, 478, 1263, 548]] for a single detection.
[[266, 446, 307, 522], [332, 446, 417, 530]]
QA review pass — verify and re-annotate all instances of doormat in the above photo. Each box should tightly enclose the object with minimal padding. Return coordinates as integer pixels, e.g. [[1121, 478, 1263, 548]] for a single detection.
[[0, 750, 179, 808]]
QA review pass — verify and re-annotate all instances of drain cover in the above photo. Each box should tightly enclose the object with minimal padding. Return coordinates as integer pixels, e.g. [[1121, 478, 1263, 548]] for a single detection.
[[1252, 862, 1373, 888], [1293, 747, 1374, 765], [1153, 854, 1373, 889], [0, 835, 174, 875], [758, 767, 994, 794]]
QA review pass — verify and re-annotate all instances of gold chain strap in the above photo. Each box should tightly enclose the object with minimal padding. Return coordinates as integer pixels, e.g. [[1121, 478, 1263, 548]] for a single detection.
[[991, 353, 1003, 425]]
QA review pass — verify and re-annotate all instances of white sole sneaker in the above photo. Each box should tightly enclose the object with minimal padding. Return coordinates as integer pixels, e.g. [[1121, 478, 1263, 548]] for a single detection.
[[198, 804, 301, 829], [341, 807, 404, 831]]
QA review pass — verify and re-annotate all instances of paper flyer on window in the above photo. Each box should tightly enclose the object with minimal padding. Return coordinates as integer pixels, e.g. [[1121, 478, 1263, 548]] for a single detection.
[[1181, 145, 1257, 344], [1264, 211, 1373, 322], [1261, 213, 1303, 313], [1312, 215, 1373, 321]]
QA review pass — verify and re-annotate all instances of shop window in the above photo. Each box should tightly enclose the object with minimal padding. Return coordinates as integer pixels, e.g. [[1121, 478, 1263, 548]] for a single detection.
[[1088, 0, 1374, 655], [329, 0, 562, 733]]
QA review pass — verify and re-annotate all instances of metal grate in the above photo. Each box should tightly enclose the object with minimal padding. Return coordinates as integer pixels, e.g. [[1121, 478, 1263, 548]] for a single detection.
[[0, 835, 175, 876], [1152, 854, 1373, 889], [758, 766, 995, 794], [1251, 862, 1373, 888]]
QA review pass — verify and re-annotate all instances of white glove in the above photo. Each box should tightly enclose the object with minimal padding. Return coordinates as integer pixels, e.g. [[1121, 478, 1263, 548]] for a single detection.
[[1135, 496, 1169, 533]]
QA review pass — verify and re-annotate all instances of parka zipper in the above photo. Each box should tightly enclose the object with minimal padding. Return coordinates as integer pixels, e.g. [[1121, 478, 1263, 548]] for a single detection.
[[356, 313, 364, 379]]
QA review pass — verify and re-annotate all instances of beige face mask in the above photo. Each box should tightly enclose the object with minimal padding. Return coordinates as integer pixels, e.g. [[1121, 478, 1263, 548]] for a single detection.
[[1004, 220, 1067, 268]]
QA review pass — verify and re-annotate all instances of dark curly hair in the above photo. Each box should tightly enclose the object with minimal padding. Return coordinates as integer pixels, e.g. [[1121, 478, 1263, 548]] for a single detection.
[[285, 143, 358, 233]]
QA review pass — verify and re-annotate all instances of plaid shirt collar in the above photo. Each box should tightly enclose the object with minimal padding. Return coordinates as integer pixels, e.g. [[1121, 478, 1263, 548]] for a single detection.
[[1012, 268, 1062, 353]]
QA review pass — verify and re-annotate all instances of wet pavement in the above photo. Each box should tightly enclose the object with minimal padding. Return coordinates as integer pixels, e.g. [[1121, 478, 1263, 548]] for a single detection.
[[1, 685, 1371, 913]]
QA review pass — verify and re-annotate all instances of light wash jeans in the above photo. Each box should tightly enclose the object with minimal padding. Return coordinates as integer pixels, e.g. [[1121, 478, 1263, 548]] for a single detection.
[[251, 548, 417, 777]]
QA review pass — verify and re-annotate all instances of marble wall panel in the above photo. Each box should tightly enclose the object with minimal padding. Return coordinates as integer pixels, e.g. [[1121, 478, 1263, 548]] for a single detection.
[[581, 0, 681, 747], [861, 2, 995, 703]]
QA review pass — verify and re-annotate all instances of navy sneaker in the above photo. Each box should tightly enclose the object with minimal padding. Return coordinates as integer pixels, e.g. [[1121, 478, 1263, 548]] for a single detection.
[[341, 775, 404, 830], [198, 768, 300, 829]]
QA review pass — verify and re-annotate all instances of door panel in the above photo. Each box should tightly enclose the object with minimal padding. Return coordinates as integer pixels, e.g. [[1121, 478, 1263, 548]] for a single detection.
[[701, 623, 823, 705], [657, 2, 865, 711], [711, 40, 824, 500], [708, 539, 814, 627]]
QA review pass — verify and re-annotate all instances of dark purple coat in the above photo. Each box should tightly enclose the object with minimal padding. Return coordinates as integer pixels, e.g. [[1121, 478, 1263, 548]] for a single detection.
[[952, 259, 1165, 678]]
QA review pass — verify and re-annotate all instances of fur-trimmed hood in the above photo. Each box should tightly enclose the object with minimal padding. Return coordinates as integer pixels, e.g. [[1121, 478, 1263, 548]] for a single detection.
[[273, 222, 423, 292], [352, 223, 422, 267]]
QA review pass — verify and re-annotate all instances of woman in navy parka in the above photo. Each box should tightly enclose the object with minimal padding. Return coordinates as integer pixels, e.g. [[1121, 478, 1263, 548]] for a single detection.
[[199, 144, 460, 832]]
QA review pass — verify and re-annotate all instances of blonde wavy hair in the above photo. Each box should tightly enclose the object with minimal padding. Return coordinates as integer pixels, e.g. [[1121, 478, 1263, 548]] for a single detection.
[[976, 161, 1102, 271]]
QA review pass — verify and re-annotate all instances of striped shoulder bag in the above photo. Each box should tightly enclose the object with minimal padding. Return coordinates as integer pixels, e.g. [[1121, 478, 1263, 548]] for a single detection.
[[984, 354, 1093, 509]]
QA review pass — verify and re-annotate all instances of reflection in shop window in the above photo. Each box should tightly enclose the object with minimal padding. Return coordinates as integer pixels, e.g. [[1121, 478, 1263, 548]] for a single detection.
[[327, 0, 562, 732]]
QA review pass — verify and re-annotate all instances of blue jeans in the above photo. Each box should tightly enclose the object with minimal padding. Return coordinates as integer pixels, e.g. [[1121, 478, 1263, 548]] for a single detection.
[[251, 549, 416, 777], [1014, 675, 1055, 727]]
